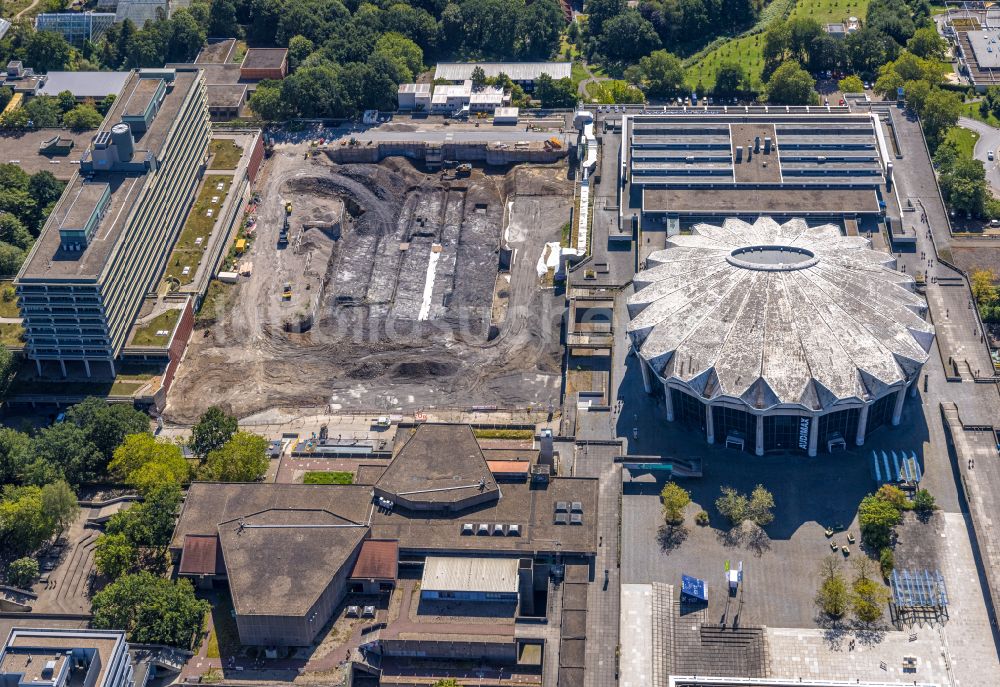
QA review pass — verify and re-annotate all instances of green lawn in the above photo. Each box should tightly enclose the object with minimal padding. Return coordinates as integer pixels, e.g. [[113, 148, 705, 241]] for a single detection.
[[946, 125, 980, 160], [788, 0, 870, 25], [962, 101, 1000, 128], [206, 595, 240, 658], [0, 323, 24, 347], [162, 175, 232, 288], [571, 62, 589, 90], [0, 282, 19, 319], [303, 471, 354, 484], [131, 309, 181, 347], [687, 0, 872, 89], [472, 428, 534, 440], [208, 139, 244, 170]]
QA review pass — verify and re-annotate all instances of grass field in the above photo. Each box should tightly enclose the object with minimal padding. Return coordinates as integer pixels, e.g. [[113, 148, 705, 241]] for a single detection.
[[945, 125, 980, 160], [0, 282, 19, 319], [962, 101, 1000, 128], [687, 0, 872, 89], [131, 309, 181, 347], [208, 139, 243, 170], [162, 175, 232, 287], [0, 323, 23, 347], [303, 471, 354, 484], [472, 428, 534, 440]]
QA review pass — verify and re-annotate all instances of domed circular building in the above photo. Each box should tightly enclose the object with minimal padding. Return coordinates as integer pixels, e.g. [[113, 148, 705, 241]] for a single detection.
[[627, 218, 934, 457]]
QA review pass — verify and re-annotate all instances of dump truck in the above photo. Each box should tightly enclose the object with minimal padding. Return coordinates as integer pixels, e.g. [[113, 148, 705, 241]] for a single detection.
[[548, 136, 562, 149], [456, 163, 472, 176], [285, 202, 292, 215], [282, 282, 292, 300]]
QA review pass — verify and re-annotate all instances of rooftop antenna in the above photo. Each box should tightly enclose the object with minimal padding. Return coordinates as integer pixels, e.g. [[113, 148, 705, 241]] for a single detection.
[[478, 478, 486, 491], [236, 518, 246, 534]]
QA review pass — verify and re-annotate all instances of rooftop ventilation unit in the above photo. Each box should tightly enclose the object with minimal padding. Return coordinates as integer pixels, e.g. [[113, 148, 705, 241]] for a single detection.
[[462, 523, 474, 535], [570, 513, 583, 525], [493, 523, 505, 535], [508, 524, 520, 536], [571, 501, 583, 513], [477, 523, 490, 535], [555, 501, 568, 512], [554, 512, 569, 525]]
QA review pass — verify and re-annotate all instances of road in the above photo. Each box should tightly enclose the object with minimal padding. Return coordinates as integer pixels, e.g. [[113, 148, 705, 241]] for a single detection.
[[15, 0, 41, 18], [958, 116, 1000, 196]]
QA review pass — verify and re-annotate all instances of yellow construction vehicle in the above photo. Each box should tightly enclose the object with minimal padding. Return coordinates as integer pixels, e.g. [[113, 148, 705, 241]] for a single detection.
[[285, 202, 292, 215], [548, 136, 562, 149]]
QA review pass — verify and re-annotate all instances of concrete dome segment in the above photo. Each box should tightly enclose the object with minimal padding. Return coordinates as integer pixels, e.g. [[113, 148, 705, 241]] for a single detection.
[[627, 218, 934, 412]]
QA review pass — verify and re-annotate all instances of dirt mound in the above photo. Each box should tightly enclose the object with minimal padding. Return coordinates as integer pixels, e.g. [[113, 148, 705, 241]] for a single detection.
[[346, 360, 387, 379], [391, 360, 457, 379]]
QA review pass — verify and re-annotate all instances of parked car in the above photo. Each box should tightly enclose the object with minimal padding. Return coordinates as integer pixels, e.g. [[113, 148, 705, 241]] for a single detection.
[[989, 150, 995, 161]]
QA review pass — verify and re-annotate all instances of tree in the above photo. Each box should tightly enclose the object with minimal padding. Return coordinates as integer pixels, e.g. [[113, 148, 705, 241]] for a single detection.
[[767, 61, 817, 105], [858, 493, 902, 549], [106, 482, 182, 551], [517, 0, 563, 59], [200, 431, 269, 482], [471, 66, 487, 88], [28, 171, 64, 228], [875, 484, 908, 510], [912, 488, 936, 515], [62, 104, 104, 130], [23, 31, 72, 72], [208, 0, 241, 38], [109, 433, 188, 494], [815, 555, 849, 618], [374, 32, 424, 83], [972, 269, 996, 305], [189, 405, 238, 458], [939, 156, 989, 218], [907, 26, 946, 60], [66, 397, 150, 462], [747, 484, 775, 527], [919, 89, 962, 150], [40, 480, 79, 536], [846, 27, 895, 77], [0, 427, 31, 485], [23, 97, 61, 128], [714, 62, 748, 98], [30, 423, 103, 486], [535, 74, 577, 108], [660, 482, 690, 525], [0, 486, 55, 557], [56, 90, 76, 113], [287, 35, 314, 73], [432, 680, 462, 687], [850, 557, 888, 624], [0, 214, 32, 250], [7, 557, 39, 589], [167, 9, 207, 63], [715, 486, 749, 526], [838, 75, 865, 94], [248, 81, 286, 120], [91, 572, 209, 648], [0, 242, 24, 277], [636, 50, 686, 99], [595, 10, 660, 64], [585, 0, 625, 39], [94, 532, 136, 580]]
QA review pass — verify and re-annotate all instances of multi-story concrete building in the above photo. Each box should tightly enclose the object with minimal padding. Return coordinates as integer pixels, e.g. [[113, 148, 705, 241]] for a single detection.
[[16, 67, 211, 377], [0, 628, 138, 687]]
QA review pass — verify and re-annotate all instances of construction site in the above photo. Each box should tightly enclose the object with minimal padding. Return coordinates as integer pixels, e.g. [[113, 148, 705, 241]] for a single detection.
[[165, 140, 572, 422]]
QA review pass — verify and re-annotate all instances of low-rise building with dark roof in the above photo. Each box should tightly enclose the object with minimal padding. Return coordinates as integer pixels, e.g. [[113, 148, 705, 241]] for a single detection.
[[171, 423, 598, 647]]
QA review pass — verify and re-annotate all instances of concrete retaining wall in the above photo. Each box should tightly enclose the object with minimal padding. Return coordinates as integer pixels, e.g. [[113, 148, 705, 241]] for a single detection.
[[327, 141, 567, 166]]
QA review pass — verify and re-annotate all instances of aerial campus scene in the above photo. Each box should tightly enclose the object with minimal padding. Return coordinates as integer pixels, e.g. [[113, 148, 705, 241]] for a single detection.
[[3, 0, 1000, 687]]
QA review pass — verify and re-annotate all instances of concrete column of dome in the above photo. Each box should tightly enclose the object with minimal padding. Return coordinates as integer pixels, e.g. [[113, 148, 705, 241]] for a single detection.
[[808, 415, 819, 457], [663, 382, 674, 421], [706, 404, 715, 444], [855, 404, 869, 446], [891, 386, 907, 426], [639, 356, 653, 394], [910, 377, 918, 397], [755, 415, 764, 456]]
